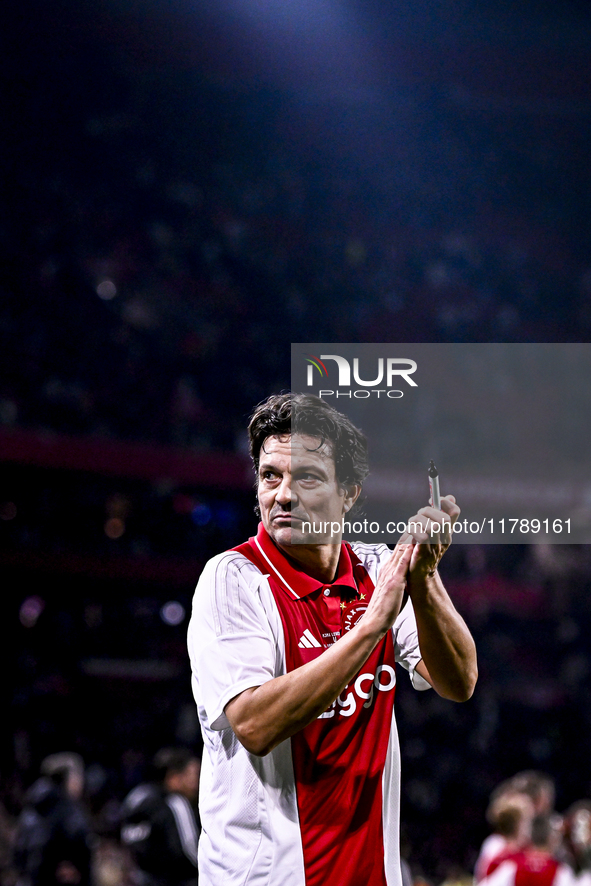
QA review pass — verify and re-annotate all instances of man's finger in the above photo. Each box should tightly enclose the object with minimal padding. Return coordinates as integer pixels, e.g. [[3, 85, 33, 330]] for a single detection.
[[392, 538, 414, 563], [396, 544, 413, 566], [439, 496, 460, 524]]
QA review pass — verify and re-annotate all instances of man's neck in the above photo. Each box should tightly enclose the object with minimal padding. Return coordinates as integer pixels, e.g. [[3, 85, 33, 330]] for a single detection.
[[276, 539, 342, 584]]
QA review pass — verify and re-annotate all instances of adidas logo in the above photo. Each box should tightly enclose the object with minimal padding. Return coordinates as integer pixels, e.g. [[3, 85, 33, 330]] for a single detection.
[[298, 629, 321, 649]]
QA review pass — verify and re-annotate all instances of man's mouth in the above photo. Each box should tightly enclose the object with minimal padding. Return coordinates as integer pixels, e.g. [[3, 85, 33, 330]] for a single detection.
[[272, 512, 306, 524]]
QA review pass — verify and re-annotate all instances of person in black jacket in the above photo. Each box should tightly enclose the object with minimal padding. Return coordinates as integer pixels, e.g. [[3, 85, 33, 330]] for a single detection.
[[120, 747, 200, 886], [13, 752, 93, 886]]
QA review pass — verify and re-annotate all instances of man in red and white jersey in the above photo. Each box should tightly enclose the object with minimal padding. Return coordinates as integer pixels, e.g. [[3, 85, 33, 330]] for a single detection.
[[475, 788, 536, 881], [475, 772, 555, 882], [480, 814, 575, 886], [188, 392, 477, 886]]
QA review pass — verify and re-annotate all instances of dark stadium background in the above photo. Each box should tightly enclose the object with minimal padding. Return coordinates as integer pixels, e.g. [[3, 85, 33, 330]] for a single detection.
[[2, 0, 591, 881]]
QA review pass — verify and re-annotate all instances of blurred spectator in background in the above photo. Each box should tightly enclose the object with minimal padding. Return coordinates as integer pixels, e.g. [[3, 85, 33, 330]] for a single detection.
[[120, 747, 200, 886], [511, 774, 556, 819], [475, 777, 538, 881], [558, 802, 591, 881], [479, 813, 572, 886], [13, 752, 93, 886]]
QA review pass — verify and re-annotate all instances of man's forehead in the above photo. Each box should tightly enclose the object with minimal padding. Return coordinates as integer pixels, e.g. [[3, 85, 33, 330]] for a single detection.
[[260, 433, 335, 464]]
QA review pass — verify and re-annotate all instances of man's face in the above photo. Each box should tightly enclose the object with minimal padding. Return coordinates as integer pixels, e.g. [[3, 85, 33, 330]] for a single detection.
[[257, 433, 358, 549], [167, 759, 200, 802]]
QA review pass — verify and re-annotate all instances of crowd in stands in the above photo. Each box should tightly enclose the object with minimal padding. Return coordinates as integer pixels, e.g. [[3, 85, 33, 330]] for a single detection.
[[3, 15, 591, 450], [473, 771, 591, 886], [3, 752, 591, 886], [3, 748, 200, 886]]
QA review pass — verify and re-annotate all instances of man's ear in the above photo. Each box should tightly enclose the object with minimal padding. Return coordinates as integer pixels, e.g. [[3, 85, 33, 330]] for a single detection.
[[342, 484, 362, 513], [253, 477, 261, 517]]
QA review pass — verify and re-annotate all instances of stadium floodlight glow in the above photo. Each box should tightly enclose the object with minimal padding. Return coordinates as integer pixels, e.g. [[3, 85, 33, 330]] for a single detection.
[[96, 279, 117, 300], [20, 596, 45, 628], [160, 601, 186, 626], [217, 0, 376, 100]]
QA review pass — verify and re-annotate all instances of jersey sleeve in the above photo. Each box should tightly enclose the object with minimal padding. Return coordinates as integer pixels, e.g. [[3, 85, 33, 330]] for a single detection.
[[188, 552, 278, 731], [392, 598, 431, 690]]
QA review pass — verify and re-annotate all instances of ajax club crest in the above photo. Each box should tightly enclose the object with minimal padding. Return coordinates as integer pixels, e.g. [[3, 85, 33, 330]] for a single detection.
[[341, 600, 368, 633]]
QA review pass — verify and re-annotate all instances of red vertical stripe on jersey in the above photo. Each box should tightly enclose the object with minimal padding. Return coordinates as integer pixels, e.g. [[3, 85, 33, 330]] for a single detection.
[[235, 530, 394, 886]]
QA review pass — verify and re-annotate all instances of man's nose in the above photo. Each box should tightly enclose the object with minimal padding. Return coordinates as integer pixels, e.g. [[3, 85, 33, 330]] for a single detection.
[[276, 475, 294, 507]]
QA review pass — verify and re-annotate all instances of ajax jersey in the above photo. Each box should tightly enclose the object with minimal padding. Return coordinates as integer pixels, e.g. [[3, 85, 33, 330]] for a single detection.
[[188, 524, 429, 886], [233, 528, 397, 886]]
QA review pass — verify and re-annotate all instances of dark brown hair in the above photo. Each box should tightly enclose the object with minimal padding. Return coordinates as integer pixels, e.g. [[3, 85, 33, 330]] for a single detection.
[[152, 747, 197, 781], [248, 392, 369, 490]]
